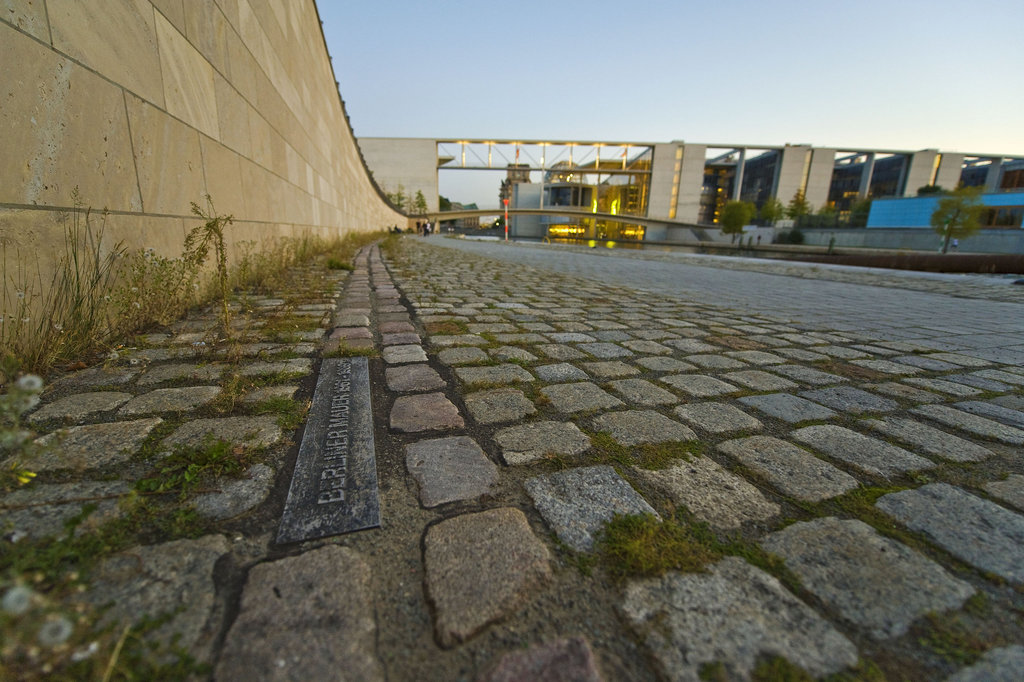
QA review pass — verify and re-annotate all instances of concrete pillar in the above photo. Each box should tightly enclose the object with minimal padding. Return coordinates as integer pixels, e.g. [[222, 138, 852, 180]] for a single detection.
[[675, 144, 707, 224], [774, 145, 812, 206], [934, 153, 965, 190], [648, 142, 681, 220], [903, 150, 940, 196], [985, 158, 1004, 192], [804, 148, 836, 208], [858, 153, 876, 198], [732, 148, 746, 200]]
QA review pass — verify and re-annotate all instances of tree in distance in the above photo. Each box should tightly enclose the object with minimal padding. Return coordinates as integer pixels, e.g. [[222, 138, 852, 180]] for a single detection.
[[917, 184, 946, 196], [413, 190, 428, 215], [816, 203, 838, 228], [849, 198, 872, 228], [758, 197, 785, 226], [785, 190, 812, 222], [931, 186, 986, 253], [386, 184, 408, 212], [720, 200, 756, 243]]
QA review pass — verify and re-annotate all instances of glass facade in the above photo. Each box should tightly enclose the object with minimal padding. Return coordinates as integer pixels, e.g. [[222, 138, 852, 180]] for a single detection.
[[739, 151, 779, 208], [699, 165, 734, 224], [539, 150, 651, 241]]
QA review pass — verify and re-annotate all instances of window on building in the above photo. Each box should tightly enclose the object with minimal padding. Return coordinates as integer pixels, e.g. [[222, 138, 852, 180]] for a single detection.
[[983, 206, 1024, 228]]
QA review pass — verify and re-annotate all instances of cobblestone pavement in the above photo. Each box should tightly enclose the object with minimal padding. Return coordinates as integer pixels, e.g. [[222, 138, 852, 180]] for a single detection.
[[4, 236, 1024, 680]]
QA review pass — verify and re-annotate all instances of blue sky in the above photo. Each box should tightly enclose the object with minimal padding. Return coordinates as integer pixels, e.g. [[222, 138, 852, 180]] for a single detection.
[[318, 0, 1024, 207]]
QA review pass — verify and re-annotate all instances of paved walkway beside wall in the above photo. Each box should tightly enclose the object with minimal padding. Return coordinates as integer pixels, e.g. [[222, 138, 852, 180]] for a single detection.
[[4, 236, 1024, 680]]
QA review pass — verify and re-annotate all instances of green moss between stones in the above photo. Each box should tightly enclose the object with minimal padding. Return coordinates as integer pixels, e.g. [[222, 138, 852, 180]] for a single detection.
[[597, 513, 720, 582]]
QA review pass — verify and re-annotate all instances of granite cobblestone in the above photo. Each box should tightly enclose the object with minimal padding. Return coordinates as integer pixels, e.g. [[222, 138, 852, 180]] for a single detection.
[[8, 238, 1024, 681]]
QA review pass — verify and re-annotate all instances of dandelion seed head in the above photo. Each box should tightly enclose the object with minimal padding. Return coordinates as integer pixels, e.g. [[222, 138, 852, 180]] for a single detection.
[[2, 585, 34, 615], [37, 615, 74, 647], [16, 374, 43, 392]]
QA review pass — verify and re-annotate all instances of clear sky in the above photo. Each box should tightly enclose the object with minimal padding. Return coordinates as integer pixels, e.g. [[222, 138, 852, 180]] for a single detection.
[[318, 0, 1024, 207]]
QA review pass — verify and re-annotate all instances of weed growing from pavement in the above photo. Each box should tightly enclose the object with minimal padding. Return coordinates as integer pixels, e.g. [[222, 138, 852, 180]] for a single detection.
[[323, 344, 377, 358], [251, 395, 309, 431], [750, 656, 814, 681], [185, 199, 233, 335], [424, 320, 469, 335], [1, 190, 381, 377], [587, 432, 702, 469], [208, 371, 303, 415], [917, 612, 994, 665], [698, 661, 728, 681], [1, 190, 123, 374], [820, 659, 888, 682], [262, 313, 324, 334], [136, 435, 253, 501], [326, 258, 354, 271], [597, 513, 720, 582]]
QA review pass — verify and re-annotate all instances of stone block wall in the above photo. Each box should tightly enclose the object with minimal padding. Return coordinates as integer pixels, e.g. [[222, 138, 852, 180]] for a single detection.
[[1, 0, 404, 279]]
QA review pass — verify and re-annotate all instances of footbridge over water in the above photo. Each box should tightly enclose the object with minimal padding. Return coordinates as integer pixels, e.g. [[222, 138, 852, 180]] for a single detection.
[[422, 207, 717, 244]]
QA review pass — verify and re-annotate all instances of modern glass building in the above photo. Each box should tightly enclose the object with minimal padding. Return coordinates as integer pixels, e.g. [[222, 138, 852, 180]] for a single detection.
[[358, 137, 1024, 236]]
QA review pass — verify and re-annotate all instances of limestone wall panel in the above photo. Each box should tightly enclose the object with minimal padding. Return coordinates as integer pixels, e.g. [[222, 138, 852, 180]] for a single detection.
[[103, 213, 187, 257], [199, 136, 245, 219], [249, 0, 286, 56], [125, 94, 206, 215], [245, 105, 273, 168], [155, 12, 219, 139], [182, 0, 233, 79], [0, 30, 141, 210], [215, 0, 240, 31], [223, 28, 259, 106], [48, 0, 165, 108], [0, 209, 185, 290], [2, 0, 51, 42], [237, 156, 272, 221], [283, 143, 303, 189], [213, 74, 251, 158], [150, 0, 184, 31], [236, 0, 268, 62], [2, 0, 405, 288], [0, 207, 64, 269]]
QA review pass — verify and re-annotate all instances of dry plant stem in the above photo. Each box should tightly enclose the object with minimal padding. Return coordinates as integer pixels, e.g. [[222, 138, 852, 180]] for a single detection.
[[187, 198, 233, 336], [1, 190, 124, 374], [101, 624, 132, 682]]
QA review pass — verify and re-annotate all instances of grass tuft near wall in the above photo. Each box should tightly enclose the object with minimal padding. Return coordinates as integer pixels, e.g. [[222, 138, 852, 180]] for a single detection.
[[1, 192, 381, 382]]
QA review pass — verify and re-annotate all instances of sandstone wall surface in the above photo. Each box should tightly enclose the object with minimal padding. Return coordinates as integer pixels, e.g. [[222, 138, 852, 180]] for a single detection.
[[1, 0, 403, 275]]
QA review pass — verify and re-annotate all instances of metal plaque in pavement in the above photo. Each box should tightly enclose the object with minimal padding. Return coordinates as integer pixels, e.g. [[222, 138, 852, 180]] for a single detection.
[[277, 357, 380, 543]]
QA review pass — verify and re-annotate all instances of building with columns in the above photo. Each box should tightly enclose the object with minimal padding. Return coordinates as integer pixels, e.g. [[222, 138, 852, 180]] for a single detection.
[[358, 138, 1023, 237]]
